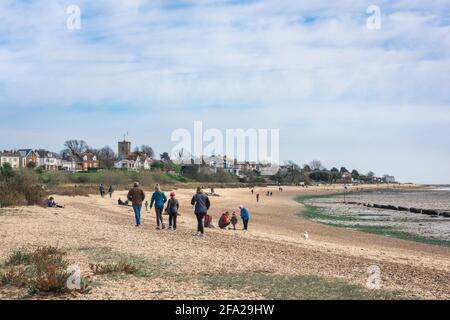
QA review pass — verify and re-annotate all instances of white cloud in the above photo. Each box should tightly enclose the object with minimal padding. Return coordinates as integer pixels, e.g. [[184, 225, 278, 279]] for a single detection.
[[0, 0, 449, 183]]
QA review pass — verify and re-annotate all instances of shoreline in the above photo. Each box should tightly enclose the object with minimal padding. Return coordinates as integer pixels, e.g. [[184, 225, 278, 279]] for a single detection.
[[297, 187, 450, 247]]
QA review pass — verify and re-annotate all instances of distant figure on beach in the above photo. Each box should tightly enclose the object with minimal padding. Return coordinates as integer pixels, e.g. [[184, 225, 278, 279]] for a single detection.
[[239, 205, 250, 231], [256, 193, 260, 202], [145, 200, 149, 211], [270, 192, 273, 197], [108, 185, 114, 198], [191, 186, 210, 237], [47, 197, 64, 208], [150, 184, 167, 230], [127, 182, 146, 227], [251, 188, 254, 195], [166, 192, 179, 231], [99, 184, 105, 198], [218, 212, 231, 229], [231, 211, 238, 230], [118, 198, 130, 206]]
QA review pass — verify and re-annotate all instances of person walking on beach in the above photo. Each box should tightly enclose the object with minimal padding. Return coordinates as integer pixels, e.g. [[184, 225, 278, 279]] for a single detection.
[[256, 193, 260, 202], [166, 192, 179, 231], [150, 184, 167, 230], [127, 182, 146, 227], [191, 186, 210, 237], [108, 185, 114, 198], [239, 205, 250, 231], [99, 184, 105, 198]]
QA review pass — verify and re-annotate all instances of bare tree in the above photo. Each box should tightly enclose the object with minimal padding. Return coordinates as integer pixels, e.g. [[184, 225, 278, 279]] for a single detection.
[[64, 140, 88, 156], [97, 146, 116, 169], [309, 160, 323, 171], [140, 145, 155, 158]]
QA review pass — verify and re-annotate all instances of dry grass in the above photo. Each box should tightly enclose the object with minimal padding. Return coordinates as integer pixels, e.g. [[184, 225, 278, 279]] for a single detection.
[[0, 246, 91, 295], [89, 262, 137, 275]]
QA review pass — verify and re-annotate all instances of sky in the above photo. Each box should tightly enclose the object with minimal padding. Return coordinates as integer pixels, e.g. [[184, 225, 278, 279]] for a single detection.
[[0, 0, 450, 184]]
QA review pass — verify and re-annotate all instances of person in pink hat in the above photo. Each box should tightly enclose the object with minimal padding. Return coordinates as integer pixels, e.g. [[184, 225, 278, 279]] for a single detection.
[[166, 191, 180, 230]]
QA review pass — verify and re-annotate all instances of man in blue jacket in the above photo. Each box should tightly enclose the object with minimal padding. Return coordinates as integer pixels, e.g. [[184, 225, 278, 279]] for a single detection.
[[239, 205, 250, 231], [150, 184, 167, 230]]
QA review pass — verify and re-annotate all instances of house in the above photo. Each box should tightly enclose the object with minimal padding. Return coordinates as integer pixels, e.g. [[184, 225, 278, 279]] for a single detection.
[[36, 150, 62, 171], [383, 175, 396, 183], [341, 172, 353, 183], [114, 154, 152, 171], [259, 164, 279, 177], [0, 151, 21, 169], [61, 155, 77, 172], [17, 149, 39, 168], [74, 153, 99, 171]]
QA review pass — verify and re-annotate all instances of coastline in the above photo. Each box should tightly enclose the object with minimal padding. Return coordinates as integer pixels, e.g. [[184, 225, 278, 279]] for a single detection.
[[296, 186, 450, 247]]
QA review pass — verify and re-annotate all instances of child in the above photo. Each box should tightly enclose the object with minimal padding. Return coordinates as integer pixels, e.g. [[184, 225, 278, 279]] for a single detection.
[[47, 197, 64, 208], [231, 211, 238, 230], [166, 192, 179, 230], [145, 200, 149, 211]]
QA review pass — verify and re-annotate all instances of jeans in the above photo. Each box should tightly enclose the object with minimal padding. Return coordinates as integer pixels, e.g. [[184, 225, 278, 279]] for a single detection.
[[132, 204, 142, 226], [169, 213, 177, 229], [243, 219, 249, 230], [196, 212, 206, 234], [155, 206, 164, 227]]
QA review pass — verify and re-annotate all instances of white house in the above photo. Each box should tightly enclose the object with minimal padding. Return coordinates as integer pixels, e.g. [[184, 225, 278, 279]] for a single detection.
[[114, 154, 152, 171], [61, 155, 77, 172], [0, 152, 21, 169], [36, 150, 62, 171]]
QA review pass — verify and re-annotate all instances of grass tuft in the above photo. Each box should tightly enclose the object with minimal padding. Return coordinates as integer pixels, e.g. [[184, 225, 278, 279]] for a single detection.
[[0, 246, 91, 295]]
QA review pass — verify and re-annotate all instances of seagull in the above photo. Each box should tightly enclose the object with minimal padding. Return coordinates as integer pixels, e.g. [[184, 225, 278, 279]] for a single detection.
[[304, 231, 309, 240]]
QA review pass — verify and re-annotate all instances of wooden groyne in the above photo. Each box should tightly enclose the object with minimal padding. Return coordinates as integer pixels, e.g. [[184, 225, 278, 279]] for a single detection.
[[344, 201, 450, 218]]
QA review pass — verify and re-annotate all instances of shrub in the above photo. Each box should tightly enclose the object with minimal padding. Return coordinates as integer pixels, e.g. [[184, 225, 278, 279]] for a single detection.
[[5, 250, 31, 266], [0, 166, 47, 207], [0, 246, 91, 295]]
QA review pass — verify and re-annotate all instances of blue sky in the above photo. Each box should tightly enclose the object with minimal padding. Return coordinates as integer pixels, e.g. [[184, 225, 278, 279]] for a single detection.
[[0, 0, 450, 183]]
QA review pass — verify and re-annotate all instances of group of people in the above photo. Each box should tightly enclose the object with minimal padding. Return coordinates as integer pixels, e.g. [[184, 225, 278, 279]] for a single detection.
[[125, 183, 250, 237], [99, 184, 114, 198], [218, 206, 250, 230]]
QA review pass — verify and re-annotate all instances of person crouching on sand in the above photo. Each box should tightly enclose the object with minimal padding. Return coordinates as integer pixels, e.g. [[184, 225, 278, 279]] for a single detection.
[[218, 211, 231, 229], [231, 211, 238, 230], [191, 186, 210, 237], [127, 182, 146, 227], [150, 183, 167, 230], [239, 205, 250, 231], [166, 192, 179, 231]]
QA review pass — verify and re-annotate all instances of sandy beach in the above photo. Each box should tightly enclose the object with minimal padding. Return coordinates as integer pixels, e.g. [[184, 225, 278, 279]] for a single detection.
[[1, 184, 449, 300]]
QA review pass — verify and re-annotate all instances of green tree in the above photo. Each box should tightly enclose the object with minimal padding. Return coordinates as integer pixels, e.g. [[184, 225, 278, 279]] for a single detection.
[[0, 163, 16, 181], [160, 152, 171, 162]]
